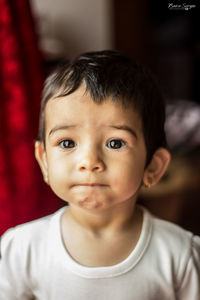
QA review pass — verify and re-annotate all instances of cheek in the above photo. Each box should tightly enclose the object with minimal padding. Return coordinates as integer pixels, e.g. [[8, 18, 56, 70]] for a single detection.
[[47, 164, 70, 201], [111, 157, 145, 188], [47, 155, 71, 188]]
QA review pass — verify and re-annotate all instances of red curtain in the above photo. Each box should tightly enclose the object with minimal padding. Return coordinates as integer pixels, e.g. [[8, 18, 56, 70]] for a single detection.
[[0, 0, 62, 235]]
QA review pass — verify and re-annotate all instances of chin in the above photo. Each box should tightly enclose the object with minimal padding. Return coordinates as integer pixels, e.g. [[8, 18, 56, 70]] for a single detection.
[[77, 197, 104, 210]]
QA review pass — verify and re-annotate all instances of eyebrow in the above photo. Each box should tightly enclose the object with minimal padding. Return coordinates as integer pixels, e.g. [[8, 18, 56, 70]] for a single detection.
[[48, 125, 77, 137], [109, 125, 138, 139], [48, 124, 138, 139]]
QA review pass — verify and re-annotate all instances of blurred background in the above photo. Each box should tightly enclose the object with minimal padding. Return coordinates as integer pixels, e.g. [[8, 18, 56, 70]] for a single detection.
[[0, 0, 199, 235]]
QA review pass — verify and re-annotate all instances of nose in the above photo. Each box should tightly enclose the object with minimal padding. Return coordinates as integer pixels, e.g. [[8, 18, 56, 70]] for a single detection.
[[77, 146, 106, 172]]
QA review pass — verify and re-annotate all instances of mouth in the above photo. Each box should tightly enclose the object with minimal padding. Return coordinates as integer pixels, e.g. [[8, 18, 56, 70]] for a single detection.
[[71, 183, 108, 188]]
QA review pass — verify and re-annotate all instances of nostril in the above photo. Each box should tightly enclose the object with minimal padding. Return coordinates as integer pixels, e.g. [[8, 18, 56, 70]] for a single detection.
[[79, 166, 86, 171], [94, 165, 100, 170]]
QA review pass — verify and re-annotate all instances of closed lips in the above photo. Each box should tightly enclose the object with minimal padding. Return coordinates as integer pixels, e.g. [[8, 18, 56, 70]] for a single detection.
[[72, 183, 107, 187]]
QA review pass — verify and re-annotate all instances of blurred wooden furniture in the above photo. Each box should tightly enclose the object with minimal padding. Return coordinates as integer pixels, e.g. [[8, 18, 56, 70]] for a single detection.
[[139, 153, 200, 235]]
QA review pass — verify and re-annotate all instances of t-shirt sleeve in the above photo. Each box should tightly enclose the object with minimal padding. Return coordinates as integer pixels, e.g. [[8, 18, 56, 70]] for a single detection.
[[0, 228, 34, 300], [177, 235, 200, 300]]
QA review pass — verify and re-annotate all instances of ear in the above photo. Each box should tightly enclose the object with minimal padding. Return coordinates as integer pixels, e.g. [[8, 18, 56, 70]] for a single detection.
[[143, 148, 171, 188], [35, 141, 49, 184]]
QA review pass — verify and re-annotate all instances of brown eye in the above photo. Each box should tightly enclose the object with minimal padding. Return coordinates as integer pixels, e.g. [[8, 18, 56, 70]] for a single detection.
[[107, 139, 126, 149], [60, 139, 76, 149]]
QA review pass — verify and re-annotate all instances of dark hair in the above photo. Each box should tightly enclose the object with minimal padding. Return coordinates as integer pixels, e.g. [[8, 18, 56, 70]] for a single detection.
[[38, 50, 167, 164]]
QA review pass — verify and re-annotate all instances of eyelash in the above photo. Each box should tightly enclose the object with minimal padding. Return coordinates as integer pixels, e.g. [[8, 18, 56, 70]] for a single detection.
[[58, 138, 127, 150]]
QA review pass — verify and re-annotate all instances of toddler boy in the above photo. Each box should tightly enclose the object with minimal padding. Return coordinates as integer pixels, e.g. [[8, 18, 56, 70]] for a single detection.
[[0, 50, 200, 299]]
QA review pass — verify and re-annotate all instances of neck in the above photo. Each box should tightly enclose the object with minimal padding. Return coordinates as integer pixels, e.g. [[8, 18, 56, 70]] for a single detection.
[[65, 198, 140, 235]]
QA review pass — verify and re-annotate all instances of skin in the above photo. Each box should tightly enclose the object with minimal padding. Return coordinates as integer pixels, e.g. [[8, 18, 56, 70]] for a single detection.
[[35, 84, 170, 266]]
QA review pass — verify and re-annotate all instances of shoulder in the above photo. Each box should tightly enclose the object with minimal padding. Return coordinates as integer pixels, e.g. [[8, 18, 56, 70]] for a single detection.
[[1, 215, 50, 251], [0, 207, 65, 258], [0, 207, 66, 297], [145, 209, 200, 283], [139, 208, 200, 297], [150, 212, 199, 252]]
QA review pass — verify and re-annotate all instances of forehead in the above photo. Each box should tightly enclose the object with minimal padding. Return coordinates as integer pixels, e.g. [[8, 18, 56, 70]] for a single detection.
[[45, 85, 143, 133]]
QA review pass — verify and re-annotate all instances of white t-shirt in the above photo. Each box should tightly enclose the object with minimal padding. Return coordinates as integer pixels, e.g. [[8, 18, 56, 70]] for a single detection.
[[0, 206, 200, 300]]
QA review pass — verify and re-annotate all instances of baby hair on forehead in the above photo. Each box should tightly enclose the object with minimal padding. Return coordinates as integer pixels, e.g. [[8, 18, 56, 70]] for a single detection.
[[37, 50, 167, 165]]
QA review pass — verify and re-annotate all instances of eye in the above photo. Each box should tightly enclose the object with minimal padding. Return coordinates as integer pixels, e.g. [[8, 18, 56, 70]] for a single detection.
[[107, 139, 126, 149], [59, 139, 76, 149]]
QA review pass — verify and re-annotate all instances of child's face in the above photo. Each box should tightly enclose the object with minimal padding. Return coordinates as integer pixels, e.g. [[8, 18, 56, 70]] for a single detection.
[[37, 85, 148, 212]]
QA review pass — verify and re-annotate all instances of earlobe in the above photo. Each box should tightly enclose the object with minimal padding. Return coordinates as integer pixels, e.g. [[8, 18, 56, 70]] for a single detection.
[[35, 141, 49, 184], [143, 148, 171, 188]]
